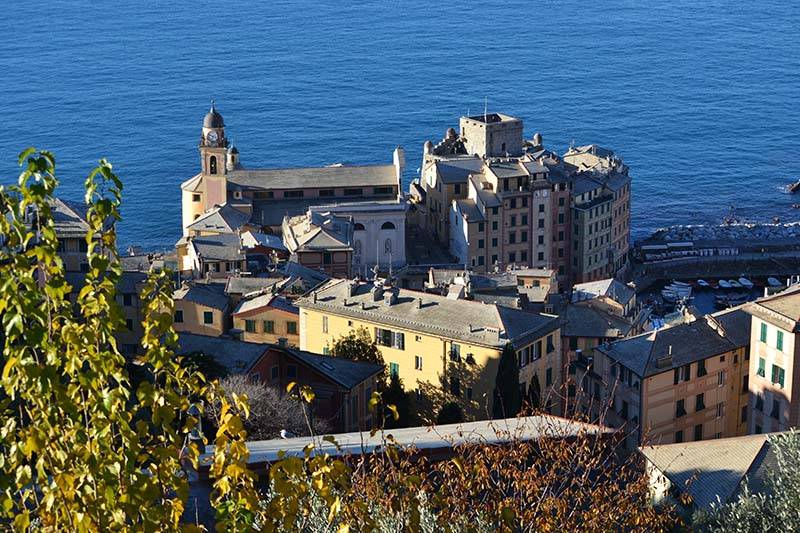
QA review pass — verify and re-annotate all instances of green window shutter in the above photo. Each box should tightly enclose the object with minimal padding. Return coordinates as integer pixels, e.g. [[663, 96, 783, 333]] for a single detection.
[[777, 330, 784, 351], [757, 358, 766, 377], [760, 323, 768, 342]]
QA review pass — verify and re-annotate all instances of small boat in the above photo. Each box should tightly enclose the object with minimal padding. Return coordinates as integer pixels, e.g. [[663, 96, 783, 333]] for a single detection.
[[718, 280, 731, 289], [671, 280, 692, 288], [697, 279, 710, 288], [792, 204, 800, 209], [738, 277, 754, 289], [727, 293, 750, 306], [728, 280, 742, 289], [789, 180, 800, 194], [768, 277, 782, 287]]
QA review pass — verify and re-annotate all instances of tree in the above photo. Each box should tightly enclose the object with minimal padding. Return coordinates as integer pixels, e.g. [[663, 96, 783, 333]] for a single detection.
[[381, 372, 413, 429], [493, 343, 522, 419], [527, 372, 542, 411], [436, 401, 464, 425], [207, 375, 330, 440], [0, 149, 258, 530], [329, 326, 386, 386]]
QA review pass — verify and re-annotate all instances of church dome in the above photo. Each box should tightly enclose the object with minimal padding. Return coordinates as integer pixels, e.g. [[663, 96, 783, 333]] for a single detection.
[[203, 101, 224, 128]]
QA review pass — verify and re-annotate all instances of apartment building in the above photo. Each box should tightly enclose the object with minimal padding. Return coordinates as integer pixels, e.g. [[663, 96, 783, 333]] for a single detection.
[[591, 308, 751, 448], [416, 112, 631, 285], [746, 285, 800, 434], [296, 278, 561, 420], [232, 294, 300, 346]]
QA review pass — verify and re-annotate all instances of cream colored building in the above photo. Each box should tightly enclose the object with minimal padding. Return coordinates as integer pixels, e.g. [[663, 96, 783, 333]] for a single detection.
[[296, 278, 561, 420], [592, 308, 751, 448], [745, 285, 800, 434], [173, 281, 230, 337], [232, 294, 300, 346]]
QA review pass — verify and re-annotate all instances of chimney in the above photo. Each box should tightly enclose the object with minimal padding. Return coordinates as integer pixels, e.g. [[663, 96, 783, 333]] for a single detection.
[[417, 297, 422, 309], [277, 337, 288, 347], [383, 288, 397, 306], [313, 292, 317, 304]]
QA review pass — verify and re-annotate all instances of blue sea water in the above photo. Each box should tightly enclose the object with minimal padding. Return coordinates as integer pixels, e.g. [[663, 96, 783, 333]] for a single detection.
[[1, 1, 798, 249]]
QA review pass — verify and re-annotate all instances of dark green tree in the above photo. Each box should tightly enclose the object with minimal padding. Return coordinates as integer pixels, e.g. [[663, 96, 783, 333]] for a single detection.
[[382, 373, 412, 428], [492, 343, 522, 419], [527, 372, 542, 411], [436, 401, 464, 425], [329, 326, 386, 387]]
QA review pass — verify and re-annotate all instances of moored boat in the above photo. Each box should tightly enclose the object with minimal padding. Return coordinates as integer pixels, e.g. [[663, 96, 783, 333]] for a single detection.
[[768, 277, 782, 287], [718, 280, 731, 289], [738, 277, 754, 289], [697, 279, 710, 288], [728, 280, 741, 289]]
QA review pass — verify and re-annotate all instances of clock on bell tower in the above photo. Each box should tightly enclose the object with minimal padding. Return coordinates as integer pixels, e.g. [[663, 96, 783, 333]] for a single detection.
[[199, 100, 228, 176]]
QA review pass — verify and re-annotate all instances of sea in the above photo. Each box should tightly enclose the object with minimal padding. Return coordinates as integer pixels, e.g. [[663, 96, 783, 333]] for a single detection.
[[1, 1, 798, 250]]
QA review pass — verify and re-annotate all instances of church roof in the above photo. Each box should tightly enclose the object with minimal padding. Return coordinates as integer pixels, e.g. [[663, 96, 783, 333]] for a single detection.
[[227, 164, 396, 190], [203, 103, 224, 128], [187, 203, 250, 234]]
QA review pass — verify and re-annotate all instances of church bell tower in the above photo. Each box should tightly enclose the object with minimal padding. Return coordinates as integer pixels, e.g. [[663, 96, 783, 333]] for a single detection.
[[199, 100, 229, 208]]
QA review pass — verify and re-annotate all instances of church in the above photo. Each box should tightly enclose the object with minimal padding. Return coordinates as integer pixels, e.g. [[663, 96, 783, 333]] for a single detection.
[[179, 102, 408, 273]]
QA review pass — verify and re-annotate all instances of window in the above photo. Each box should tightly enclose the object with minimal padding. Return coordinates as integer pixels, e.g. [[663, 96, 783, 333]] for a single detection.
[[271, 366, 279, 380], [343, 188, 363, 196], [546, 367, 552, 386], [323, 252, 332, 265], [478, 239, 484, 249], [777, 330, 784, 351], [415, 355, 422, 370], [287, 365, 297, 378], [675, 430, 684, 443], [741, 405, 748, 423], [538, 218, 545, 228], [620, 401, 629, 419], [203, 311, 213, 325], [771, 365, 786, 388], [742, 374, 749, 394], [466, 387, 473, 400], [755, 425, 762, 434], [375, 328, 404, 349], [537, 234, 544, 245], [694, 424, 703, 441], [510, 199, 516, 209], [716, 402, 725, 418], [450, 343, 461, 362], [510, 215, 516, 227], [521, 214, 527, 226], [533, 340, 542, 361], [757, 357, 766, 377], [284, 190, 304, 198], [123, 293, 133, 307], [450, 376, 460, 396], [538, 204, 545, 213], [381, 221, 396, 230], [478, 256, 484, 266], [569, 337, 578, 350], [192, 193, 201, 202], [771, 399, 781, 420], [478, 222, 484, 232], [676, 399, 686, 418], [245, 320, 256, 333], [390, 362, 399, 378], [717, 370, 726, 387], [537, 252, 544, 261], [755, 393, 764, 411], [760, 322, 768, 343], [174, 310, 184, 323], [374, 186, 393, 195], [509, 232, 516, 244], [697, 359, 707, 377], [209, 155, 217, 174], [558, 213, 565, 224], [322, 315, 328, 333], [263, 320, 274, 334], [79, 240, 88, 253], [521, 231, 527, 242], [509, 252, 516, 263], [492, 221, 498, 231], [546, 335, 555, 353], [491, 207, 498, 216], [491, 238, 498, 247], [125, 319, 134, 331], [319, 188, 335, 197], [287, 321, 298, 335]]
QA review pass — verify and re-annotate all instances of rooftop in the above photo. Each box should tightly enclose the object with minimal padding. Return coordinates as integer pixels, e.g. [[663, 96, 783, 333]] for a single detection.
[[279, 346, 383, 390], [240, 230, 287, 251], [747, 284, 800, 330], [572, 278, 635, 307], [189, 233, 245, 262], [187, 203, 250, 235], [176, 333, 265, 375], [283, 211, 352, 253], [50, 198, 90, 238], [233, 294, 298, 316], [174, 282, 229, 311], [562, 304, 634, 339], [297, 279, 560, 349], [201, 414, 610, 468], [224, 276, 285, 297], [434, 157, 484, 185], [462, 112, 521, 125], [640, 432, 780, 509], [227, 164, 396, 191], [595, 307, 749, 377]]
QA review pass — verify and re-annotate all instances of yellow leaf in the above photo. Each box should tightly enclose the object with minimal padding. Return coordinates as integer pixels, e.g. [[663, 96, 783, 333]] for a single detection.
[[337, 524, 350, 533], [286, 381, 297, 394], [2, 357, 17, 381]]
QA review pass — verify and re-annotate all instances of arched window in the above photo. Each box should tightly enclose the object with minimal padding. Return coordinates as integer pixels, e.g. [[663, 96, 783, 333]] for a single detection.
[[384, 239, 392, 254], [209, 156, 217, 175], [354, 223, 366, 231], [380, 221, 395, 230]]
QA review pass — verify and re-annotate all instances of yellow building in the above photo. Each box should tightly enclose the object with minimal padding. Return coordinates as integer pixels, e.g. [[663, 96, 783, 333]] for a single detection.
[[232, 294, 300, 346], [592, 307, 751, 449], [173, 281, 230, 337], [296, 278, 561, 420]]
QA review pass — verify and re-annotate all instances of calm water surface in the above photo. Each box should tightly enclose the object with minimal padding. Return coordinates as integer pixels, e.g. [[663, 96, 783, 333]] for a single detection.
[[1, 1, 798, 248]]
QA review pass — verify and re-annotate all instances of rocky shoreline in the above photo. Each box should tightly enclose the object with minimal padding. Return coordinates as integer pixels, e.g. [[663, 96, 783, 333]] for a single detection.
[[649, 222, 800, 243]]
